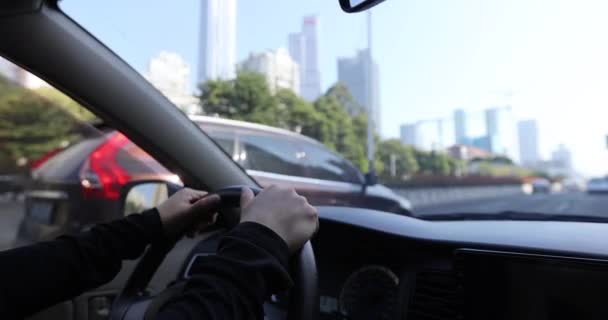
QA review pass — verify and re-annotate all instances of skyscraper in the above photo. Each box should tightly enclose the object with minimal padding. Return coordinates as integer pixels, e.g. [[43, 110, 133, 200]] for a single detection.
[[337, 49, 381, 133], [239, 48, 300, 95], [400, 119, 452, 151], [400, 123, 417, 146], [484, 106, 518, 161], [518, 119, 540, 166], [198, 0, 236, 84], [551, 144, 573, 171], [288, 15, 321, 101], [454, 109, 468, 144]]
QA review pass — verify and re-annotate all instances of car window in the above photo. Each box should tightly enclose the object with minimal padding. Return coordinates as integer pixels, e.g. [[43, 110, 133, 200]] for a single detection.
[[301, 143, 363, 184], [0, 57, 173, 250], [196, 123, 236, 159], [239, 133, 306, 177]]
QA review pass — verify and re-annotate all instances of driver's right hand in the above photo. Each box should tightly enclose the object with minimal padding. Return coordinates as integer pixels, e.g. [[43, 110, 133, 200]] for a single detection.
[[239, 185, 319, 254]]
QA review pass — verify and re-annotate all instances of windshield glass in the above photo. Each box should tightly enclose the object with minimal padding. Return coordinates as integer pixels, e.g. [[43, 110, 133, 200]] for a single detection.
[[59, 0, 608, 219]]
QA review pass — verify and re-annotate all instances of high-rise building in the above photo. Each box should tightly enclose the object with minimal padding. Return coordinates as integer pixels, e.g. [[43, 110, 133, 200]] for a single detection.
[[288, 15, 321, 101], [551, 144, 573, 171], [400, 118, 452, 151], [147, 52, 200, 114], [400, 123, 417, 146], [239, 48, 300, 94], [454, 109, 469, 144], [518, 119, 540, 166], [484, 106, 518, 161], [337, 49, 381, 133], [198, 0, 237, 84]]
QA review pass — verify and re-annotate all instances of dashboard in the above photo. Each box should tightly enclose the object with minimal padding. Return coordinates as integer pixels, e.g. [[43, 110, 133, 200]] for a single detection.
[[181, 206, 608, 320], [315, 207, 608, 320]]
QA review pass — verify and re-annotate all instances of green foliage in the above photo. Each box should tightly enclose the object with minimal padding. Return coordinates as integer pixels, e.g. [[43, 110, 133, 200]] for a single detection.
[[0, 77, 83, 174], [197, 74, 471, 180], [199, 71, 279, 125], [376, 139, 419, 179], [34, 87, 97, 122]]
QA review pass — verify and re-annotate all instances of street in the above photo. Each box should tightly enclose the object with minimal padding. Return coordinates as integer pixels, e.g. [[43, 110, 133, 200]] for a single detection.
[[416, 192, 608, 218], [0, 196, 23, 250]]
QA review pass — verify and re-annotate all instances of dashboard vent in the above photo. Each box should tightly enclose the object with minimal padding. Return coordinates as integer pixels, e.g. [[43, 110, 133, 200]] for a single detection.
[[406, 270, 464, 320]]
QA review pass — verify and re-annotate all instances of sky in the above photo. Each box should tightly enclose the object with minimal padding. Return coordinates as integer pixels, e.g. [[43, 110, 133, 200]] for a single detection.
[[61, 0, 608, 176]]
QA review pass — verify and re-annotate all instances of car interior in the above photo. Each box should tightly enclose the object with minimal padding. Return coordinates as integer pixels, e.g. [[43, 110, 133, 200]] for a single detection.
[[3, 1, 608, 320]]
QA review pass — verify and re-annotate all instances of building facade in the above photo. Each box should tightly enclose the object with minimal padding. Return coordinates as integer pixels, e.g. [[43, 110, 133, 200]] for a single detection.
[[288, 15, 321, 101], [198, 0, 237, 84], [454, 108, 469, 144], [484, 106, 518, 161], [239, 48, 300, 94], [147, 52, 200, 114], [400, 118, 453, 151], [517, 119, 540, 166], [337, 49, 381, 133]]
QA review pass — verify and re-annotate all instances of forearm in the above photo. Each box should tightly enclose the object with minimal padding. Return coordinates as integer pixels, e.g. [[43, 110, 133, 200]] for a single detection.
[[158, 222, 293, 320], [0, 209, 164, 318]]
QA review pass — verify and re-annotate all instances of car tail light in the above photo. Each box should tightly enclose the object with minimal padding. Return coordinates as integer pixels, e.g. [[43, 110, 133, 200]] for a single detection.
[[80, 132, 131, 200]]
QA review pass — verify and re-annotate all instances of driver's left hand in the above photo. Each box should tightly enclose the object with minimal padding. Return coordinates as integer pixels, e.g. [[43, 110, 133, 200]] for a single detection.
[[156, 188, 221, 239]]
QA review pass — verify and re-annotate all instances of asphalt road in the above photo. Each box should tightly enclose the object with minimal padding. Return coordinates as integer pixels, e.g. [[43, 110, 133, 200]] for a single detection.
[[0, 195, 23, 250], [415, 191, 608, 218]]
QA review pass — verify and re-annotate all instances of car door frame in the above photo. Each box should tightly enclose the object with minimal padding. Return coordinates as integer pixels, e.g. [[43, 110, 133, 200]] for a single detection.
[[0, 1, 259, 319]]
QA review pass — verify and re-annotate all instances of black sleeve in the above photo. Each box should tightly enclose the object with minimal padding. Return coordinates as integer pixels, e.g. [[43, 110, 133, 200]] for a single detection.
[[0, 208, 165, 319], [157, 222, 293, 320]]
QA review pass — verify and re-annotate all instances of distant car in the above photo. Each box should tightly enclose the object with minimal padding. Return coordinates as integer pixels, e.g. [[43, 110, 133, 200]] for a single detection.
[[531, 178, 551, 194], [17, 116, 412, 243], [587, 178, 608, 194]]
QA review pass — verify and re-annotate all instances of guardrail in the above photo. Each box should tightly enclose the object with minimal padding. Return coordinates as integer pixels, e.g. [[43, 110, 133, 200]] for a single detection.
[[393, 185, 525, 208]]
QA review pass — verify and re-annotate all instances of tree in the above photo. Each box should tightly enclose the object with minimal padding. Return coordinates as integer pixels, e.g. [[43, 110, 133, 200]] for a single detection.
[[0, 76, 81, 173], [324, 83, 364, 116], [274, 89, 320, 136], [34, 87, 97, 122], [199, 71, 278, 125], [377, 139, 419, 180]]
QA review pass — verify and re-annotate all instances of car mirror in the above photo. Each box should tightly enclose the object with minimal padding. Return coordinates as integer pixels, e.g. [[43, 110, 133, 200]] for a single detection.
[[121, 181, 181, 216], [339, 0, 386, 13]]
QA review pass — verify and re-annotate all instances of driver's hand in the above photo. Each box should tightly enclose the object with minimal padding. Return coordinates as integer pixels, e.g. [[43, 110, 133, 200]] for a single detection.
[[240, 185, 319, 254], [156, 188, 221, 239]]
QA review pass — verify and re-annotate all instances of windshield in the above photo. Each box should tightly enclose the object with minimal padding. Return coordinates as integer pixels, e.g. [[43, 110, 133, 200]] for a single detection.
[[58, 0, 608, 219]]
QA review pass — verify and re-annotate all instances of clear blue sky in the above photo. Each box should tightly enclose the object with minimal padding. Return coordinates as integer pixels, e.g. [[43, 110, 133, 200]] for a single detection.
[[62, 0, 608, 176]]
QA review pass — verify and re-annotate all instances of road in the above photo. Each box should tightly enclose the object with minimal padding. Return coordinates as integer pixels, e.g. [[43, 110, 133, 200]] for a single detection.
[[415, 192, 608, 217]]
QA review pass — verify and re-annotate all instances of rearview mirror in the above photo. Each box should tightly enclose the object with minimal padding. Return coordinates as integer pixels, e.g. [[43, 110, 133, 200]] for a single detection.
[[339, 0, 386, 13], [121, 181, 181, 215]]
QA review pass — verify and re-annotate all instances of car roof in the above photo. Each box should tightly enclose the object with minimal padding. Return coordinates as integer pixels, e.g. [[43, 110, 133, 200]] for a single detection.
[[189, 115, 324, 146]]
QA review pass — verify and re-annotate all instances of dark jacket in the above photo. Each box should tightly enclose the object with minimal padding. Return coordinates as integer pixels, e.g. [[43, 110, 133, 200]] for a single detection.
[[0, 209, 292, 319]]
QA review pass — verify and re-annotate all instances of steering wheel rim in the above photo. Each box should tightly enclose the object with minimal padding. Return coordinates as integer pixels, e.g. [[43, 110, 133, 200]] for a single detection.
[[110, 186, 319, 320]]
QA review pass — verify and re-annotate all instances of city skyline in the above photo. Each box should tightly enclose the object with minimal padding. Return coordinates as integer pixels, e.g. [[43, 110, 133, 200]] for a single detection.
[[48, 0, 608, 176]]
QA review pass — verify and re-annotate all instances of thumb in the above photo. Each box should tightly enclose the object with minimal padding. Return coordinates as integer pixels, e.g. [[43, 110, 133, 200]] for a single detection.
[[240, 187, 255, 208]]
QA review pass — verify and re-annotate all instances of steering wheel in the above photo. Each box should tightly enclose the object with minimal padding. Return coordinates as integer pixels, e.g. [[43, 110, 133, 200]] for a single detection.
[[110, 186, 319, 320]]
